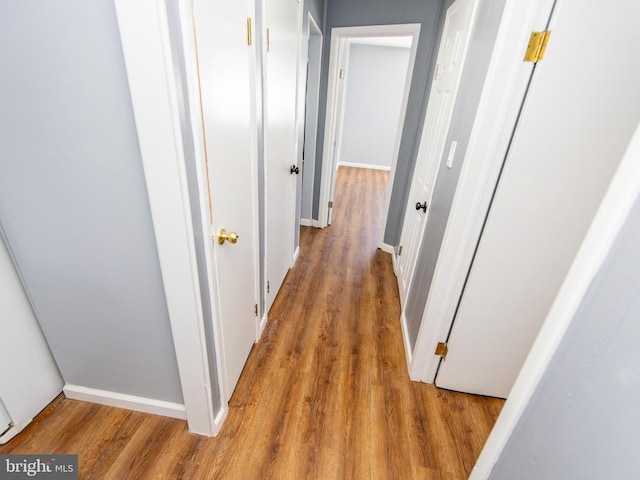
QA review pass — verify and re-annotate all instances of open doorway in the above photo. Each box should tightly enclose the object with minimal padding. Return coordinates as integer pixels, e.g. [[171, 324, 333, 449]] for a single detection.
[[300, 14, 323, 228], [318, 24, 421, 252], [336, 37, 412, 173]]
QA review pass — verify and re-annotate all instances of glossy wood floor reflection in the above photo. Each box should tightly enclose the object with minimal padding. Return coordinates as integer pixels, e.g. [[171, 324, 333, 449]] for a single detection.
[[0, 167, 504, 479]]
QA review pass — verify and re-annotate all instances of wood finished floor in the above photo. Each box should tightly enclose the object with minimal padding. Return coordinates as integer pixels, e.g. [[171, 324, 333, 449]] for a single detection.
[[0, 166, 503, 479]]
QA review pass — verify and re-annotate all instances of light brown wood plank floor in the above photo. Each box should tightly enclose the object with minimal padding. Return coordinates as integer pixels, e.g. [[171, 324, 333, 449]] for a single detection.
[[0, 166, 503, 479]]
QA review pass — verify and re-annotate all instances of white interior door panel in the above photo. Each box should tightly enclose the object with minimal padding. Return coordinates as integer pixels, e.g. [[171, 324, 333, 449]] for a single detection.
[[397, 0, 478, 308], [193, 0, 260, 400], [265, 0, 301, 311], [0, 233, 63, 443], [436, 0, 640, 398]]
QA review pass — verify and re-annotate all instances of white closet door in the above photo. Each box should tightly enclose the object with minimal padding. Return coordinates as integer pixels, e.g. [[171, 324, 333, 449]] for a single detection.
[[264, 0, 301, 311], [0, 234, 63, 443], [436, 0, 640, 398], [0, 404, 10, 434]]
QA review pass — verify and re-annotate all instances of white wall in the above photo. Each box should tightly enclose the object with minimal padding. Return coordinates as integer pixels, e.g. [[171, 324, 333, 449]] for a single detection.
[[338, 44, 411, 170]]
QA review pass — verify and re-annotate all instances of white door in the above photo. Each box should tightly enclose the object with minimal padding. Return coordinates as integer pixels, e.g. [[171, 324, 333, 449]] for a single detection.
[[0, 234, 63, 444], [300, 22, 322, 224], [265, 0, 300, 311], [436, 0, 640, 398], [0, 404, 10, 436], [397, 0, 477, 307], [193, 0, 260, 400]]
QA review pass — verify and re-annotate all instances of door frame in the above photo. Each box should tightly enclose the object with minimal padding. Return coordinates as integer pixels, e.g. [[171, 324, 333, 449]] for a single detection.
[[113, 0, 217, 436], [114, 0, 263, 436], [407, 0, 556, 383], [318, 23, 421, 247]]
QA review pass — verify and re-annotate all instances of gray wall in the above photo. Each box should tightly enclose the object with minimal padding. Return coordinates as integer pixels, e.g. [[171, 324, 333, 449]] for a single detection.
[[308, 0, 324, 29], [404, 0, 506, 349], [0, 0, 183, 403], [338, 44, 411, 169], [489, 195, 640, 480], [314, 0, 444, 244]]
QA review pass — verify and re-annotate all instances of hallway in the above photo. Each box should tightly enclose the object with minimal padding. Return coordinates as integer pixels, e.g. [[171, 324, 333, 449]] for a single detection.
[[0, 167, 503, 479]]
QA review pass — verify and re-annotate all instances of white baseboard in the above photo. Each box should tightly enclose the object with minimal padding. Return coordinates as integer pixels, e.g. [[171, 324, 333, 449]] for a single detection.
[[211, 404, 228, 436], [292, 246, 300, 266], [0, 420, 32, 445], [380, 243, 397, 274], [63, 384, 187, 420], [338, 161, 391, 171], [301, 218, 322, 228], [391, 249, 398, 275], [258, 311, 268, 336], [400, 311, 413, 371], [379, 242, 395, 255]]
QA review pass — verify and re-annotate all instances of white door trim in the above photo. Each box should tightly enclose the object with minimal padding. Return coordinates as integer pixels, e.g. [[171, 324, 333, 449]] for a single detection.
[[113, 0, 216, 436], [318, 23, 421, 236], [471, 121, 640, 478], [408, 0, 556, 383]]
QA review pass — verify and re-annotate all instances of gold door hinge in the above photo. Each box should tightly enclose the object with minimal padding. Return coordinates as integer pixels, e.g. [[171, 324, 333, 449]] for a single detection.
[[398, 246, 403, 256], [247, 18, 252, 46], [523, 30, 551, 63], [435, 342, 448, 359], [328, 201, 333, 208], [266, 28, 270, 52], [339, 69, 346, 79], [254, 303, 258, 317], [267, 281, 270, 294]]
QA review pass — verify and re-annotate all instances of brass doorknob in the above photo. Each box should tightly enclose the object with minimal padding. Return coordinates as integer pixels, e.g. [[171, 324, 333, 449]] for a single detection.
[[217, 228, 239, 245]]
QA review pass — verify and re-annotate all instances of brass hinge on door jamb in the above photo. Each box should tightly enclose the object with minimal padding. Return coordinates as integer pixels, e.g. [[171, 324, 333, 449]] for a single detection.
[[398, 246, 403, 256], [254, 303, 258, 317], [266, 28, 270, 52], [328, 201, 333, 208], [339, 69, 346, 79], [435, 342, 448, 360], [523, 30, 551, 63], [267, 281, 270, 294], [247, 18, 252, 46]]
